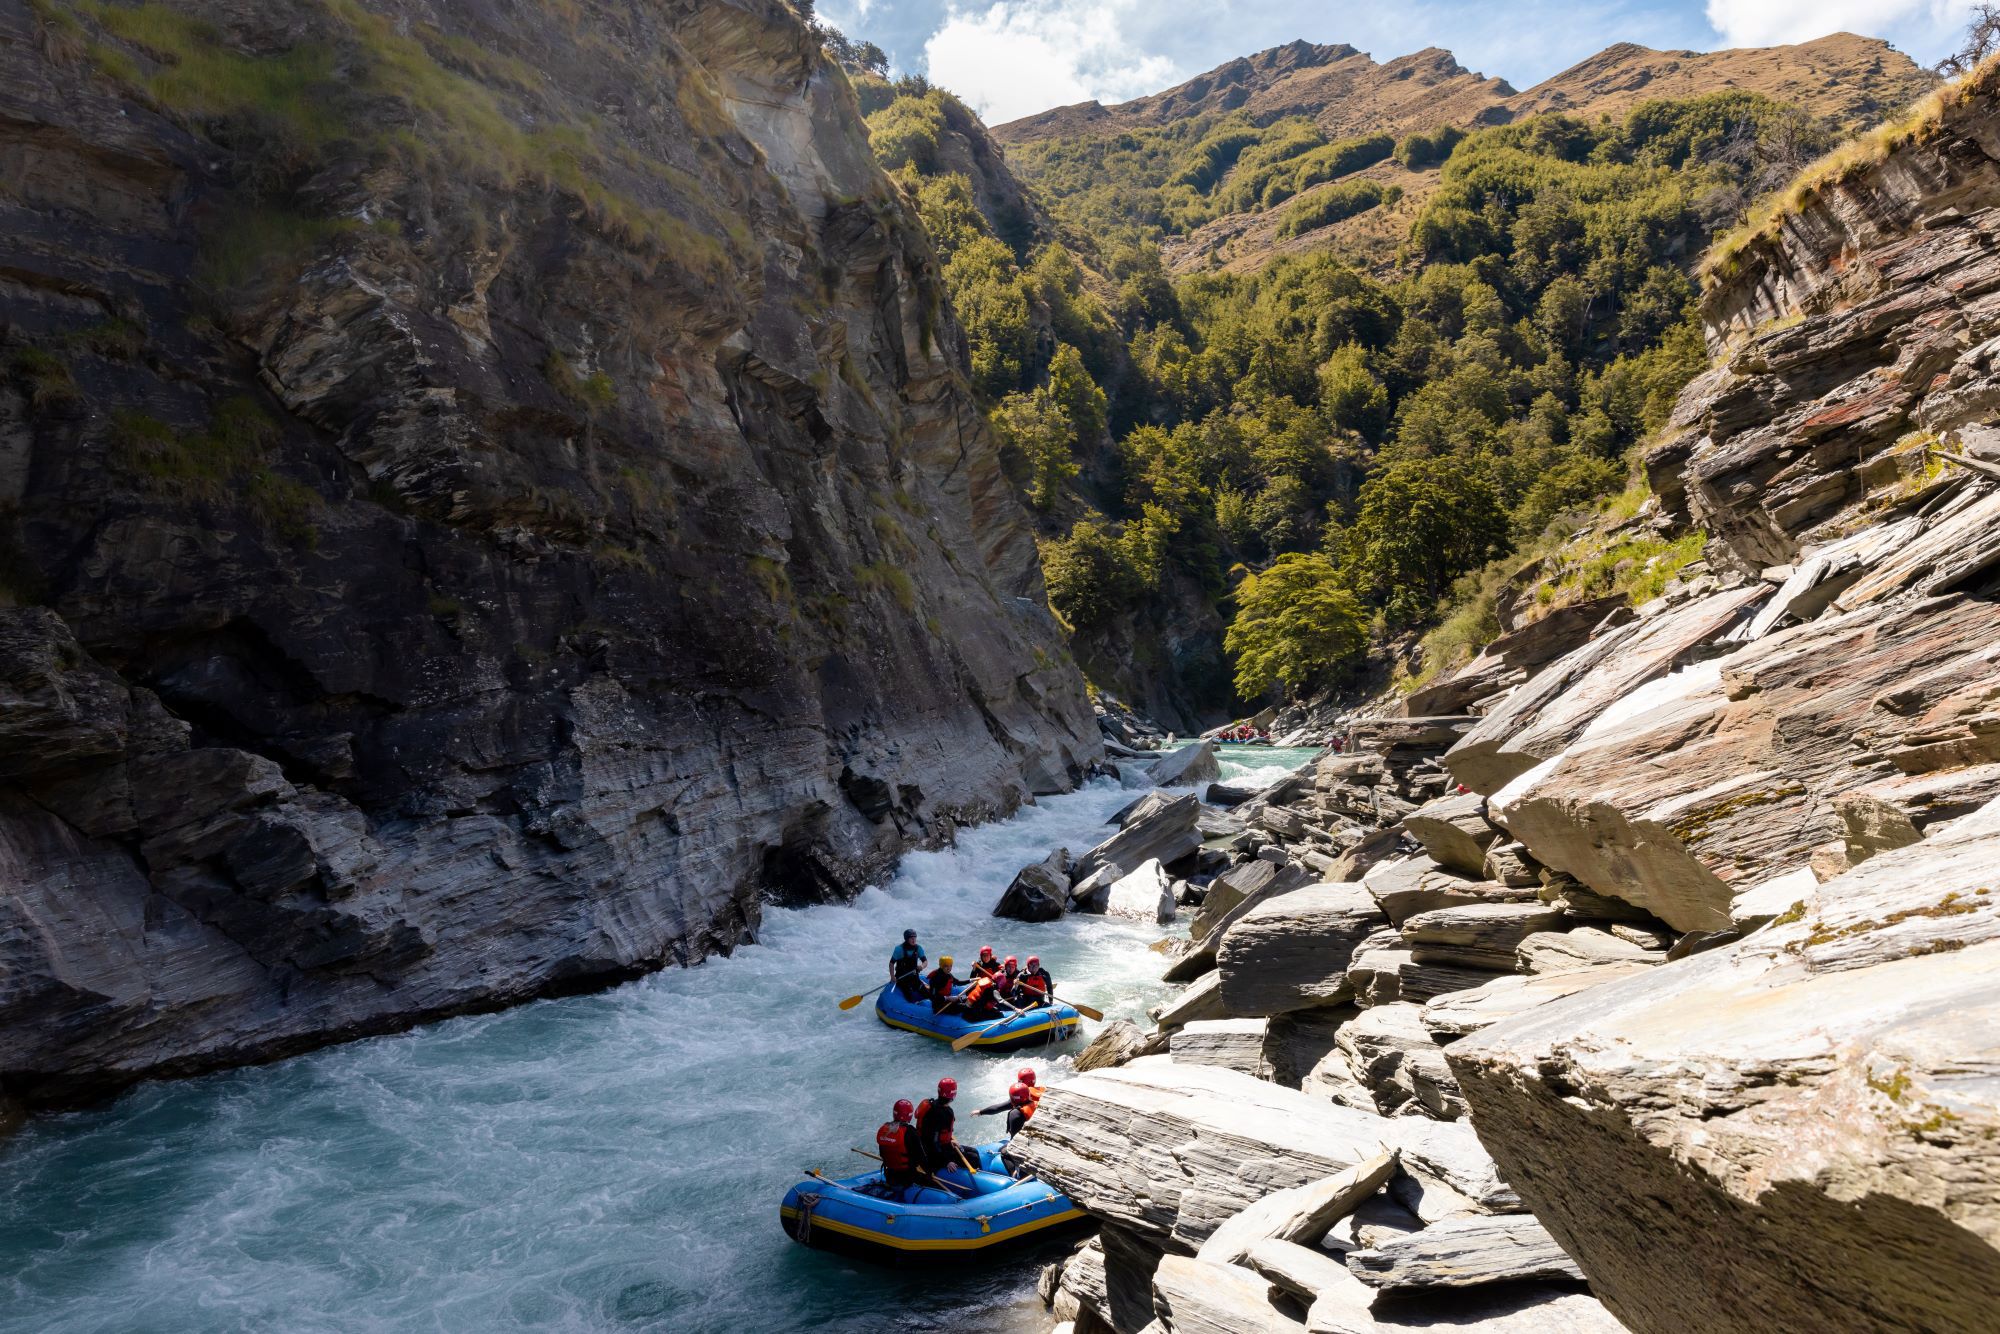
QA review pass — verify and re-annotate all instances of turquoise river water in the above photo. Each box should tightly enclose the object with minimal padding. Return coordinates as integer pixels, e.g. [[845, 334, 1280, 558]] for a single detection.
[[0, 746, 1317, 1334]]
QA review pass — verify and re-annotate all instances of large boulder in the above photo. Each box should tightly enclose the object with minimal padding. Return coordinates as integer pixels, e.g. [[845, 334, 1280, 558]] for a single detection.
[[994, 848, 1071, 921], [1449, 799, 2000, 1334], [1333, 1003, 1464, 1120], [1076, 794, 1204, 884], [1147, 741, 1222, 789], [1010, 1059, 1515, 1251], [1401, 792, 1500, 876], [1419, 965, 1654, 1040], [1344, 1213, 1585, 1289], [1309, 1284, 1623, 1334], [1108, 858, 1179, 923], [1166, 861, 1316, 985], [1215, 885, 1385, 1017], [1076, 1019, 1164, 1072]]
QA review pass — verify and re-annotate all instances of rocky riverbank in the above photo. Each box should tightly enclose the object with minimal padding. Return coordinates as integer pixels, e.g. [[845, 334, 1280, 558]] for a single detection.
[[1000, 74, 2000, 1334]]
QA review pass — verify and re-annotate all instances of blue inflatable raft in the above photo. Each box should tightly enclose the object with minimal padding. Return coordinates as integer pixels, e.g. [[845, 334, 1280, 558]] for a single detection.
[[875, 985, 1082, 1052], [780, 1144, 1086, 1264]]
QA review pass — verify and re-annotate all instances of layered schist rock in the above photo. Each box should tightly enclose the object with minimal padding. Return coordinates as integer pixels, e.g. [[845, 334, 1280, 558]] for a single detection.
[[0, 0, 1098, 1104], [1429, 78, 2000, 1334]]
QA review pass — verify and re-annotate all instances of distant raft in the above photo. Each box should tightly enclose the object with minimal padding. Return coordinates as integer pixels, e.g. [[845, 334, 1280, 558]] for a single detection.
[[780, 1145, 1086, 1264], [875, 986, 1082, 1052]]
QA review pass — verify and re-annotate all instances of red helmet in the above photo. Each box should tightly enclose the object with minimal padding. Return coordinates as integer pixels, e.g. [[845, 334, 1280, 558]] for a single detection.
[[1004, 955, 1019, 967], [937, 1077, 958, 1098], [978, 944, 996, 957], [1009, 1082, 1031, 1105], [893, 1098, 914, 1121], [1026, 956, 1040, 968], [1016, 1067, 1037, 1086]]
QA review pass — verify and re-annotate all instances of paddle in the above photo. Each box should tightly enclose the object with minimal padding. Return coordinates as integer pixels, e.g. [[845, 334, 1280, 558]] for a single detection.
[[838, 981, 891, 1011], [1068, 999, 1104, 1021]]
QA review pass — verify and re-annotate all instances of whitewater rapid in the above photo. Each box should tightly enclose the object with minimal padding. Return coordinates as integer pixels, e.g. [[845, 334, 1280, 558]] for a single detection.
[[0, 746, 1316, 1334]]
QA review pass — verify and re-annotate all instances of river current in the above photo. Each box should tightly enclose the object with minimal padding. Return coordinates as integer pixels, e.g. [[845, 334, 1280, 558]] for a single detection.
[[0, 746, 1317, 1334]]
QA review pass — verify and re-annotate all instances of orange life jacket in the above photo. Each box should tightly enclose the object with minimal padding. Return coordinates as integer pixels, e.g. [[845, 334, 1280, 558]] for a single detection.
[[1013, 1086, 1042, 1122], [965, 975, 995, 1005], [876, 1121, 915, 1173]]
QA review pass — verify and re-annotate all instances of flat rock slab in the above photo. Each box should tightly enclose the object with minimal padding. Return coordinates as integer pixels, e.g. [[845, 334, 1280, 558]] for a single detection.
[[1158, 969, 1232, 1031], [1010, 1059, 1513, 1251], [1345, 1212, 1585, 1289], [1347, 942, 1508, 1008], [1420, 965, 1654, 1040], [1245, 1238, 1358, 1303], [1362, 858, 1536, 927], [1515, 927, 1664, 974], [1449, 798, 2000, 1334], [1489, 590, 2000, 933], [1199, 1152, 1399, 1265], [1173, 1018, 1272, 1078], [1152, 1255, 1305, 1333], [1402, 791, 1500, 877], [1402, 903, 1568, 970], [1217, 884, 1386, 1016]]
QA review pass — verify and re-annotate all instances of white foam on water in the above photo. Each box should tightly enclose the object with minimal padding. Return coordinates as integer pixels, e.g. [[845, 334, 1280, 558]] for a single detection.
[[0, 747, 1315, 1334]]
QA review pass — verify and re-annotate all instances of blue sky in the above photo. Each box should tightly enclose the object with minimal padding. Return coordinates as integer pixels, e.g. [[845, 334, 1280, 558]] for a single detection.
[[817, 0, 1977, 124]]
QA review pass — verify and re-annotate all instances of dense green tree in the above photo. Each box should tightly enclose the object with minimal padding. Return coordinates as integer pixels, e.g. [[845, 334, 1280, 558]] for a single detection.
[[1047, 343, 1108, 443], [992, 387, 1077, 510], [1225, 553, 1369, 697], [1345, 456, 1509, 622]]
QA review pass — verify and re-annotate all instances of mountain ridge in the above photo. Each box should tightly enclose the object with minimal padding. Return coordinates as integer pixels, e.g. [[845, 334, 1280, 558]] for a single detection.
[[995, 31, 1932, 145]]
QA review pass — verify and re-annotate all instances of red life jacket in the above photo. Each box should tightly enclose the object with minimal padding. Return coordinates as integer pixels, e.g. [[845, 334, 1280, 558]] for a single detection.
[[928, 968, 955, 1000], [876, 1121, 915, 1173], [1017, 970, 1050, 997]]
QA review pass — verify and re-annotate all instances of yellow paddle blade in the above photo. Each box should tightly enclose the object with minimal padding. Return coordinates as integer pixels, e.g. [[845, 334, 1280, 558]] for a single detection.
[[838, 993, 868, 1010], [950, 1028, 986, 1052], [1070, 1002, 1104, 1021]]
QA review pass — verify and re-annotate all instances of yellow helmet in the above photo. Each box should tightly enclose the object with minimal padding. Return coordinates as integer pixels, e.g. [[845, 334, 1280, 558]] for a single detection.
[[939, 955, 955, 967]]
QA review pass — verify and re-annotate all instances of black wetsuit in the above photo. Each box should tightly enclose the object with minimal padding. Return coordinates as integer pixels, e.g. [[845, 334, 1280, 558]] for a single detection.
[[889, 943, 926, 1001], [918, 1098, 959, 1172]]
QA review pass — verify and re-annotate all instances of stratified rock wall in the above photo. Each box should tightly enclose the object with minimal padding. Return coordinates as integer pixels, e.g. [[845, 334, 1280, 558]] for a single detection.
[[1438, 75, 2000, 1334], [0, 0, 1098, 1103]]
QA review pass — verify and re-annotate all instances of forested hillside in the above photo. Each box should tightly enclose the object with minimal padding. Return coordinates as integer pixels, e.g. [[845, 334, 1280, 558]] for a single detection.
[[826, 30, 1936, 727]]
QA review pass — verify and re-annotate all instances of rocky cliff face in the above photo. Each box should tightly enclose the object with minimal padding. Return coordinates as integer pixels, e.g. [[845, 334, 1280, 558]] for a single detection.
[[0, 0, 1099, 1106], [1440, 76, 2000, 1334]]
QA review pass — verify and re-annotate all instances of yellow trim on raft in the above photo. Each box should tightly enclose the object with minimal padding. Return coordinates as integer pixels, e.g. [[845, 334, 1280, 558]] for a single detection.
[[781, 1204, 1087, 1250], [877, 1014, 1077, 1047]]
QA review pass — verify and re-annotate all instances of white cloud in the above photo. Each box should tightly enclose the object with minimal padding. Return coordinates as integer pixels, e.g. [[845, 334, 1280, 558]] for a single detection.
[[1705, 0, 1971, 48], [922, 0, 1182, 125]]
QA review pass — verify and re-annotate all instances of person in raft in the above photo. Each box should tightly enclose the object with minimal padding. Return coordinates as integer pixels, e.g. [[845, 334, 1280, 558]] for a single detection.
[[976, 1078, 1039, 1136], [875, 1099, 923, 1192], [1014, 955, 1055, 1007], [926, 955, 961, 1014], [916, 1077, 962, 1172], [959, 971, 1004, 1021], [969, 945, 1003, 982], [889, 929, 927, 1002], [999, 954, 1023, 998]]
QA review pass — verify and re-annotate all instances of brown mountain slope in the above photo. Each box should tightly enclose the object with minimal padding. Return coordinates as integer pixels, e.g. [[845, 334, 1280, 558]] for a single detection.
[[993, 40, 1517, 143], [1510, 33, 1933, 132], [997, 33, 1931, 145]]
